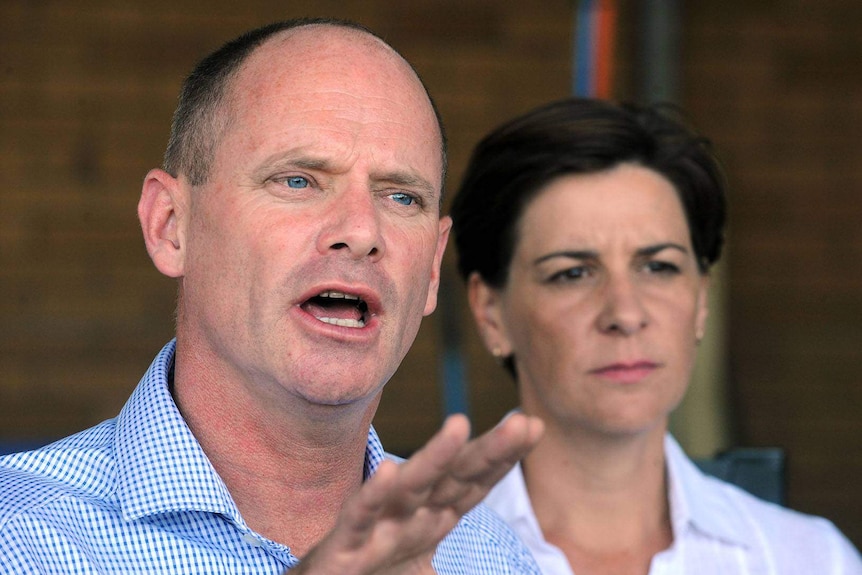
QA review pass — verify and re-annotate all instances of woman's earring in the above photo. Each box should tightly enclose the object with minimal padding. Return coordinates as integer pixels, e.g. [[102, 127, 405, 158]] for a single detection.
[[492, 347, 504, 362]]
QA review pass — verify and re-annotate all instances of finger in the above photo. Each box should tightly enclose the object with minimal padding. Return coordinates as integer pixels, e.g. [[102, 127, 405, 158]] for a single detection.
[[303, 458, 458, 574], [390, 414, 472, 498], [425, 413, 543, 511], [331, 459, 401, 550], [327, 414, 471, 546], [451, 412, 543, 481]]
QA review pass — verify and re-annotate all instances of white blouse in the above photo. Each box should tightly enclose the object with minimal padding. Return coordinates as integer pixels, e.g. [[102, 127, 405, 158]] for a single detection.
[[483, 435, 862, 574]]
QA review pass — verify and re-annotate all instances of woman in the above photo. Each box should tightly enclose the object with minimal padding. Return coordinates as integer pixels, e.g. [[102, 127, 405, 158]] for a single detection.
[[450, 98, 861, 574]]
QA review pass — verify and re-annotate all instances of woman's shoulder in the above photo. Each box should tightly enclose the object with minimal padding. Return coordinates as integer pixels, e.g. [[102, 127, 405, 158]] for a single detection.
[[669, 437, 862, 571], [711, 474, 861, 570]]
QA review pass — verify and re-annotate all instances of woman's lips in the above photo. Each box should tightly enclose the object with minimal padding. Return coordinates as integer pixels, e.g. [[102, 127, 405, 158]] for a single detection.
[[590, 361, 659, 383]]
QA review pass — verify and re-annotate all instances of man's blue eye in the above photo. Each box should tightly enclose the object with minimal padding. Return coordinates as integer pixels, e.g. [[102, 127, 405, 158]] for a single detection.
[[391, 192, 415, 206], [286, 176, 308, 188]]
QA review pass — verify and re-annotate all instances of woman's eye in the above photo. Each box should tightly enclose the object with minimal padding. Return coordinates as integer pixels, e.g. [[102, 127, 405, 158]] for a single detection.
[[646, 261, 680, 274], [390, 192, 416, 206], [284, 176, 309, 189], [549, 266, 587, 282]]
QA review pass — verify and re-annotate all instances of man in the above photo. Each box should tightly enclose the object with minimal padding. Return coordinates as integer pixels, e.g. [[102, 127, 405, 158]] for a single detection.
[[0, 18, 543, 574]]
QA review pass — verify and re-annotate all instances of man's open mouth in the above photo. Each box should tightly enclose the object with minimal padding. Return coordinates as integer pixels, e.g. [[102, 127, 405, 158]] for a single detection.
[[300, 290, 370, 328]]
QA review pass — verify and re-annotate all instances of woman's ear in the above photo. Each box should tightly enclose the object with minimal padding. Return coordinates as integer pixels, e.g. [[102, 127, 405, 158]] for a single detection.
[[695, 274, 711, 342], [467, 272, 512, 358], [138, 168, 187, 278]]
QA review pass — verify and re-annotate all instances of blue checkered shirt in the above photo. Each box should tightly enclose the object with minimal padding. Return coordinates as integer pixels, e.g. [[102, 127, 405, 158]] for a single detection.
[[0, 340, 539, 574]]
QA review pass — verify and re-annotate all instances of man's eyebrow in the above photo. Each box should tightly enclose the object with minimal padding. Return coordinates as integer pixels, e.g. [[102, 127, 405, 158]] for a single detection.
[[371, 170, 437, 196], [267, 155, 331, 172], [251, 153, 330, 180], [254, 154, 438, 196], [290, 156, 331, 171]]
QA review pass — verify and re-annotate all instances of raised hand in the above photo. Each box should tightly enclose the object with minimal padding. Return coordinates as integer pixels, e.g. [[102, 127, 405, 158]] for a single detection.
[[289, 412, 543, 575]]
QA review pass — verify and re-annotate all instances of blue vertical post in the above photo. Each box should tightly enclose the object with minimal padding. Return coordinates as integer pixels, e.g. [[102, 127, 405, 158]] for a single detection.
[[437, 268, 470, 418], [573, 0, 597, 96]]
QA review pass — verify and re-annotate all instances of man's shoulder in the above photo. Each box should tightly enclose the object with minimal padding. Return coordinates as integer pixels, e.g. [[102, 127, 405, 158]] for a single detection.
[[0, 421, 118, 528], [433, 502, 540, 575]]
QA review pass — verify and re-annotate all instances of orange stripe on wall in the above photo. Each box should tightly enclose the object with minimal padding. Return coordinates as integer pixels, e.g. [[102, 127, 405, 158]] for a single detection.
[[595, 0, 617, 98]]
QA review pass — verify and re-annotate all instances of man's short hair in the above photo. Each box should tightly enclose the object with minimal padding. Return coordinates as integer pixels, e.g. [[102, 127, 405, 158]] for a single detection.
[[163, 17, 447, 187]]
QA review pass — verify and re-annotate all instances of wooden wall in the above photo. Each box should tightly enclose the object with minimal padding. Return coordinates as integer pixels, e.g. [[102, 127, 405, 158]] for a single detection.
[[683, 0, 862, 547], [1, 0, 859, 547]]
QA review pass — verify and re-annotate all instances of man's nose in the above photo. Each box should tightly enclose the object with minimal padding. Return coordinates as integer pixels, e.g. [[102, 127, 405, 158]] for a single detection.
[[317, 185, 385, 261]]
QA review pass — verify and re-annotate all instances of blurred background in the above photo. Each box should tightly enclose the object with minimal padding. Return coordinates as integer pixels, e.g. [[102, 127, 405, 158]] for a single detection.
[[1, 0, 859, 546]]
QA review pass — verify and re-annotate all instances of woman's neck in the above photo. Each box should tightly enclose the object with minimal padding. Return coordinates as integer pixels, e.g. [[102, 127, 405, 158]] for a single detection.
[[522, 424, 673, 574]]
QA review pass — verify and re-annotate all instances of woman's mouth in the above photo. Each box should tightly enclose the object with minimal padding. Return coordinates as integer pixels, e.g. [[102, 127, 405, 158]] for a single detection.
[[590, 361, 659, 383]]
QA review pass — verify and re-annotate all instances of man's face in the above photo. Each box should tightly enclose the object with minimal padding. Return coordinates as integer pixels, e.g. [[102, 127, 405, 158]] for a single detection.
[[176, 28, 449, 411]]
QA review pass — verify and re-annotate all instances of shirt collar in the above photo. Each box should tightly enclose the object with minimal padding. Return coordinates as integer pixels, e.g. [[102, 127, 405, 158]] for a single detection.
[[364, 423, 385, 479], [114, 340, 238, 523], [484, 461, 556, 554], [487, 431, 758, 550], [482, 408, 552, 553], [114, 339, 386, 524], [665, 434, 755, 548]]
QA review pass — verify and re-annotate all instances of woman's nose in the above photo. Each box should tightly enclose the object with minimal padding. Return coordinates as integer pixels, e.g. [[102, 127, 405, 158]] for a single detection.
[[595, 275, 649, 335]]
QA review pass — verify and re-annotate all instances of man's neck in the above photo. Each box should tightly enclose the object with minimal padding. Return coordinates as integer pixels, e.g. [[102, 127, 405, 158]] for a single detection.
[[171, 346, 380, 557]]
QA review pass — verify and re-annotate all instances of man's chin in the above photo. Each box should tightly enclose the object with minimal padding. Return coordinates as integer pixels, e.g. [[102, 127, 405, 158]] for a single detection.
[[293, 380, 385, 412]]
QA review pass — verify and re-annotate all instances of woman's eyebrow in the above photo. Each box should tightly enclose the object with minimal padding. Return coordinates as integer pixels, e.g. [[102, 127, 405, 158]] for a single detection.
[[637, 242, 690, 257], [533, 243, 690, 266], [533, 250, 597, 265]]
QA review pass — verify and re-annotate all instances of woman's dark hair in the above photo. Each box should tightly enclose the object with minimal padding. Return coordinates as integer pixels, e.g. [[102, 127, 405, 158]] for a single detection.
[[451, 97, 727, 289]]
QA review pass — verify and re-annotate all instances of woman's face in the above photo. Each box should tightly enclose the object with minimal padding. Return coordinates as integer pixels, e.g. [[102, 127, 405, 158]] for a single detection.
[[469, 163, 709, 439]]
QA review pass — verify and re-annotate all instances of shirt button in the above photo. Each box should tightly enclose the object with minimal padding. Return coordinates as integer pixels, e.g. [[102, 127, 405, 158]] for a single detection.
[[242, 532, 264, 548]]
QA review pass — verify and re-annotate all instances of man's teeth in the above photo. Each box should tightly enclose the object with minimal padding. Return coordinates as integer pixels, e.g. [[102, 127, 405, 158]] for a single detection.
[[317, 317, 366, 328], [311, 291, 366, 327], [319, 291, 359, 300]]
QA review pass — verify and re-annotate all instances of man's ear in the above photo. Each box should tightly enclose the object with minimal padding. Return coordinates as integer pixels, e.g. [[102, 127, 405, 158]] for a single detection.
[[138, 168, 187, 278], [467, 272, 512, 357], [423, 215, 452, 316]]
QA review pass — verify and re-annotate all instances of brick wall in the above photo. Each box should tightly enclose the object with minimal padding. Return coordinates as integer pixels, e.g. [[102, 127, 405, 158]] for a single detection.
[[0, 0, 572, 450], [1, 0, 859, 548], [683, 0, 862, 546]]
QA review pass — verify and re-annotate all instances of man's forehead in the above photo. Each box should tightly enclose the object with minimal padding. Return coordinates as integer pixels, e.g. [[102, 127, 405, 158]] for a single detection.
[[227, 25, 431, 122], [243, 24, 398, 79], [212, 23, 444, 188]]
